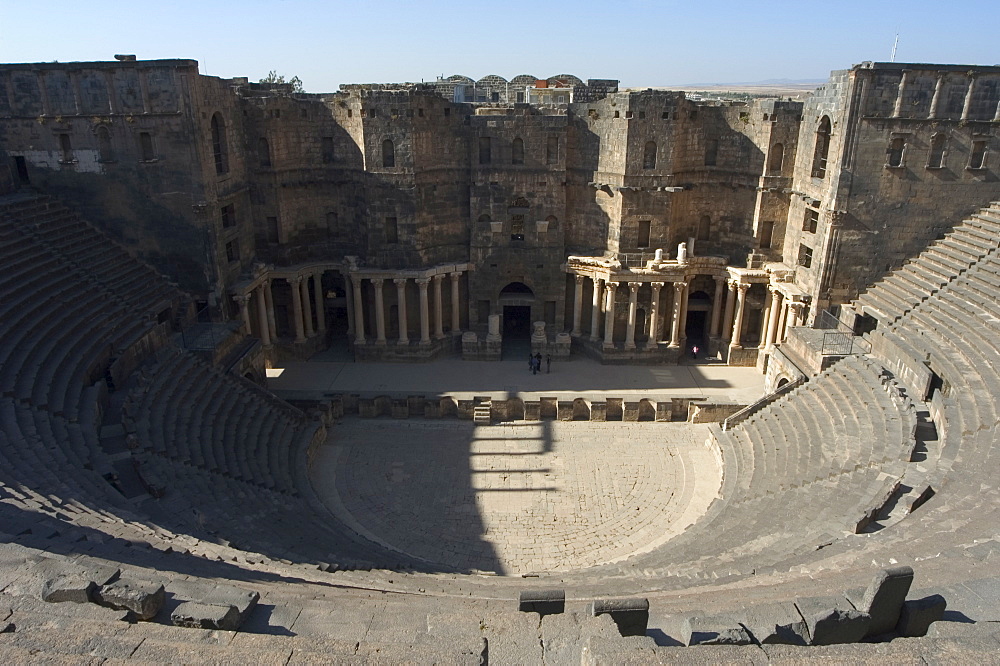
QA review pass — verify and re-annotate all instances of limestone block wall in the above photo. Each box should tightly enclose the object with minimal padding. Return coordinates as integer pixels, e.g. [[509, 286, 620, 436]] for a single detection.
[[0, 60, 218, 295]]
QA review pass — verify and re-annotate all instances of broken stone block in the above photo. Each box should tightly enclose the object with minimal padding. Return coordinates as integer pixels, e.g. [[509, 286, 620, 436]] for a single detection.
[[846, 566, 913, 637], [171, 602, 241, 630], [519, 589, 565, 616], [897, 594, 947, 637], [95, 580, 165, 620], [591, 598, 649, 637], [795, 596, 871, 645], [682, 614, 753, 646], [741, 602, 809, 645], [201, 584, 259, 626], [41, 576, 97, 604]]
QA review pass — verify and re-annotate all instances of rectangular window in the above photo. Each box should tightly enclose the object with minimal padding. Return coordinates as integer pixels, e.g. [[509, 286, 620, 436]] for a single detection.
[[385, 216, 398, 244], [797, 243, 813, 268], [59, 134, 73, 162], [139, 132, 155, 161], [970, 140, 988, 169], [322, 136, 335, 163], [759, 221, 774, 249], [225, 239, 240, 263], [546, 136, 559, 164], [705, 138, 718, 166], [220, 204, 236, 229], [479, 136, 491, 165], [803, 208, 819, 233], [478, 300, 491, 324], [266, 216, 279, 244], [637, 220, 651, 248]]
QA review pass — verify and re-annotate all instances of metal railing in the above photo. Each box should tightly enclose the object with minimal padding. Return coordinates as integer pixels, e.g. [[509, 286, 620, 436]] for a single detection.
[[179, 306, 223, 350], [722, 376, 806, 431], [813, 310, 871, 355]]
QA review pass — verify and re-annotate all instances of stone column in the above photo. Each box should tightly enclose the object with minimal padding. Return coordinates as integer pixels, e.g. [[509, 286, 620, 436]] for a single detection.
[[764, 287, 784, 347], [344, 274, 355, 336], [929, 74, 945, 119], [372, 278, 387, 345], [789, 302, 806, 328], [433, 274, 445, 339], [237, 293, 252, 335], [721, 281, 737, 343], [417, 278, 431, 345], [602, 282, 617, 349], [288, 277, 305, 342], [668, 281, 685, 348], [449, 272, 461, 334], [255, 287, 270, 346], [678, 280, 690, 346], [264, 279, 277, 342], [892, 70, 910, 118], [313, 273, 326, 333], [300, 276, 314, 338], [352, 276, 366, 344], [961, 75, 977, 121], [776, 301, 790, 343], [729, 283, 749, 349], [709, 276, 725, 337], [571, 275, 585, 336], [625, 282, 639, 350], [589, 278, 604, 342], [395, 278, 409, 345], [645, 282, 664, 350]]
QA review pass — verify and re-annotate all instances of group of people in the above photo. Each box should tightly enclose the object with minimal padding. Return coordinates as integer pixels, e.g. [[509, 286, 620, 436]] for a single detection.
[[528, 353, 551, 375]]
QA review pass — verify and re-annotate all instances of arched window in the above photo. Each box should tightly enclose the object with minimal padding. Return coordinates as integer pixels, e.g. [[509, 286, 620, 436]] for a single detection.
[[96, 126, 113, 162], [382, 138, 395, 167], [697, 215, 711, 241], [768, 143, 784, 174], [886, 137, 905, 168], [511, 138, 524, 165], [928, 134, 947, 169], [643, 141, 656, 169], [258, 137, 271, 167], [210, 113, 228, 174], [811, 116, 831, 178]]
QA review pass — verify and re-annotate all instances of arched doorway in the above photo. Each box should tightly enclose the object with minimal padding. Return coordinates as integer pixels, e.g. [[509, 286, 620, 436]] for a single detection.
[[499, 281, 534, 360]]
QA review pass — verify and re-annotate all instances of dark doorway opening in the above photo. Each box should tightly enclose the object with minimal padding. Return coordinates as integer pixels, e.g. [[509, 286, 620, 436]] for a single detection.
[[14, 156, 29, 183], [502, 305, 531, 360], [854, 313, 878, 336], [685, 310, 708, 351]]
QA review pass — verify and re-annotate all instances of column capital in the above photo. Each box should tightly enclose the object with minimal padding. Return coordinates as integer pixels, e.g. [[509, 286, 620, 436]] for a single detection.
[[449, 271, 461, 281], [737, 283, 750, 294], [628, 281, 640, 293], [574, 274, 585, 284], [651, 281, 665, 289], [371, 277, 384, 287], [673, 280, 686, 291], [292, 275, 304, 285], [432, 273, 445, 282], [394, 278, 408, 287], [415, 277, 431, 287], [233, 292, 251, 305], [606, 281, 618, 291]]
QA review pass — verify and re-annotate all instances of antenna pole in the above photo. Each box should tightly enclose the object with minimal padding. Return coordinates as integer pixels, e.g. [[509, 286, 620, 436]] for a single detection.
[[890, 33, 899, 62]]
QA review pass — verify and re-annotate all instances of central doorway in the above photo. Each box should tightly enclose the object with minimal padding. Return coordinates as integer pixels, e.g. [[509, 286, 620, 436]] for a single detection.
[[499, 281, 535, 361]]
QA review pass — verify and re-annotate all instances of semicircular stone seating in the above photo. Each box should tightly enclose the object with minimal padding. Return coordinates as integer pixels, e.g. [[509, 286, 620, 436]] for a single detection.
[[2, 190, 1000, 659]]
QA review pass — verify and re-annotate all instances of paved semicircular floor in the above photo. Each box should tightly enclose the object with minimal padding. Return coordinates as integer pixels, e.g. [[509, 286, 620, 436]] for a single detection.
[[310, 420, 721, 574]]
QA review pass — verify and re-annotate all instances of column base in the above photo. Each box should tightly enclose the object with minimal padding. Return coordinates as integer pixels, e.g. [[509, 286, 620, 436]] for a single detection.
[[667, 342, 680, 349], [571, 330, 582, 337], [295, 337, 307, 344], [420, 340, 432, 346], [375, 339, 387, 347], [729, 343, 743, 350], [624, 342, 636, 350], [602, 342, 616, 350], [397, 340, 410, 346]]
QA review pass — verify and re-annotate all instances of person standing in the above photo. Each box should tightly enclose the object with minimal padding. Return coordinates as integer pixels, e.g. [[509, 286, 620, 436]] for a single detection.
[[546, 354, 551, 374]]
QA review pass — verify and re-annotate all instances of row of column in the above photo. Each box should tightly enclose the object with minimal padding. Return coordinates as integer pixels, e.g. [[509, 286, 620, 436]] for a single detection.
[[893, 71, 1000, 121], [569, 275, 730, 350], [236, 272, 326, 346], [350, 272, 462, 346]]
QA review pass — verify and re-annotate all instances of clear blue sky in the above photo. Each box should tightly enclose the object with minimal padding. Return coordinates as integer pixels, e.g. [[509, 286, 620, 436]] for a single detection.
[[2, 0, 998, 91]]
